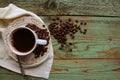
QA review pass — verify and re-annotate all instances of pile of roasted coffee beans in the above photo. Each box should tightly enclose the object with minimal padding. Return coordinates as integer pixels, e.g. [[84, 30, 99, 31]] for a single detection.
[[26, 23, 49, 58], [48, 17, 87, 51]]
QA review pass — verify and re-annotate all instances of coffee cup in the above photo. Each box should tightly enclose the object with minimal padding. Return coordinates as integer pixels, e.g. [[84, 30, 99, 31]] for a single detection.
[[7, 26, 47, 56]]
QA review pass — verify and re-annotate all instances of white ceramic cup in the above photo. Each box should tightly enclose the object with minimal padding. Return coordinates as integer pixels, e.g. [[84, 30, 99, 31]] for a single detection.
[[8, 26, 47, 56]]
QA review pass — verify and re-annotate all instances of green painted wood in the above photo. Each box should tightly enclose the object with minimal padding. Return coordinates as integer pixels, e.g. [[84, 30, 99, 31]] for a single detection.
[[0, 59, 120, 80], [0, 16, 120, 79], [41, 16, 120, 59], [0, 0, 120, 16], [0, 16, 120, 80], [50, 60, 120, 80], [0, 0, 120, 80]]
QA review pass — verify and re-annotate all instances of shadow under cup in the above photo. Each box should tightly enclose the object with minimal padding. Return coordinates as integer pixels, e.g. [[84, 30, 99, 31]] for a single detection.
[[9, 27, 36, 55]]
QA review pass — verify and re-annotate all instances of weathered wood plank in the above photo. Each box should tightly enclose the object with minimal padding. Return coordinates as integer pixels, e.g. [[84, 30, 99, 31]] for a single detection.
[[0, 67, 46, 80], [0, 0, 120, 16], [41, 16, 120, 59], [0, 59, 120, 80], [0, 0, 120, 80], [50, 59, 120, 80]]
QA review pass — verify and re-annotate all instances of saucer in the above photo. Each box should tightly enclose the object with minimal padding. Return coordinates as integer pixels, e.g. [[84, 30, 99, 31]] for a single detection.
[[2, 16, 51, 68]]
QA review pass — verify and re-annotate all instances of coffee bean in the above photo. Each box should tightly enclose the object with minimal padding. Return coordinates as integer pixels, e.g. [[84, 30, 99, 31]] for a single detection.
[[43, 25, 45, 28], [84, 29, 87, 32], [84, 22, 87, 25], [83, 31, 86, 35], [80, 22, 83, 25], [68, 18, 71, 22], [56, 17, 60, 20], [80, 30, 83, 33], [48, 17, 88, 51], [77, 26, 81, 30], [52, 19, 56, 21], [69, 48, 72, 52], [69, 43, 72, 45], [75, 20, 78, 23], [69, 34, 75, 39]]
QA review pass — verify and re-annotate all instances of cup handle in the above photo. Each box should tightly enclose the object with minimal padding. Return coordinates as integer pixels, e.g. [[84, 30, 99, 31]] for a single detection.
[[36, 39, 47, 45]]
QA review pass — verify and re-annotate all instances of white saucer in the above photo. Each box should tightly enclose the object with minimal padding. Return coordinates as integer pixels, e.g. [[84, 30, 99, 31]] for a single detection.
[[2, 16, 51, 68]]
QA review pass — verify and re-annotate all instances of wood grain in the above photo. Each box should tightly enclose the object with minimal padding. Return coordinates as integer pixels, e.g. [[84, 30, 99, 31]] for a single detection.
[[42, 16, 120, 59], [0, 0, 120, 80], [0, 0, 120, 16], [49, 59, 120, 80], [0, 59, 120, 80], [0, 16, 120, 80]]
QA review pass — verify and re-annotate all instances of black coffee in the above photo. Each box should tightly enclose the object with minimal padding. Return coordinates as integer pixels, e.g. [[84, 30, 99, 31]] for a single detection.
[[11, 28, 35, 52]]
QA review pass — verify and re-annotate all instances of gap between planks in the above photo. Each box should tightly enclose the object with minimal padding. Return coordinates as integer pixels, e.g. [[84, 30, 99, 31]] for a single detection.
[[54, 58, 120, 60]]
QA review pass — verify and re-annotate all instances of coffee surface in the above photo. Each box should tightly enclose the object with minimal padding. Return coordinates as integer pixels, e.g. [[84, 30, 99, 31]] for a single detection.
[[12, 28, 35, 52]]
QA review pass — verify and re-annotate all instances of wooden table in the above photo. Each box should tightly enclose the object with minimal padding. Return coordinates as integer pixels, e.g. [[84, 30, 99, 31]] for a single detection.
[[0, 0, 120, 80]]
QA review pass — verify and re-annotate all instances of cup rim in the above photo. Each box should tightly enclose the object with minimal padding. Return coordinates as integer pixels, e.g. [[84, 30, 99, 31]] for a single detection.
[[8, 26, 37, 56]]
